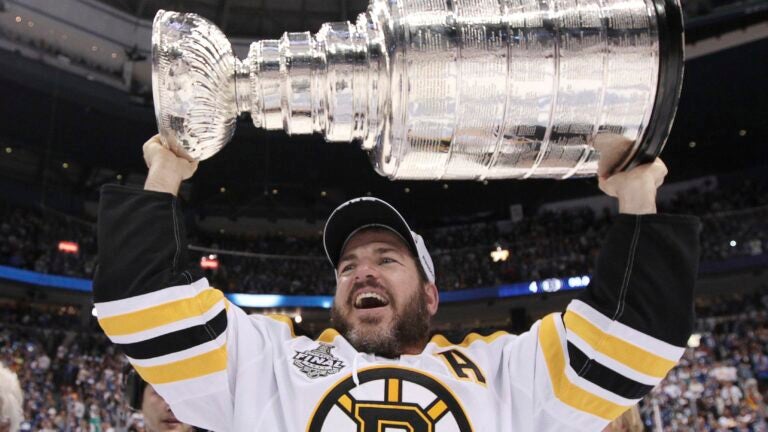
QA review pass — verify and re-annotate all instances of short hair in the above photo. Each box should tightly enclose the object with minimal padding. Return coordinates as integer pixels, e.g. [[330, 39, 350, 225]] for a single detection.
[[0, 363, 23, 432]]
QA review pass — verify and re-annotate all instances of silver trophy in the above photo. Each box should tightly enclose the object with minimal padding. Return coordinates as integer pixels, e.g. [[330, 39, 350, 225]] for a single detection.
[[151, 0, 683, 180]]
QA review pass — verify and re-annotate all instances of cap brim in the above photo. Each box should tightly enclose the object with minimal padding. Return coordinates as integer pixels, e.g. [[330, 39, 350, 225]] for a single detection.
[[323, 198, 418, 269]]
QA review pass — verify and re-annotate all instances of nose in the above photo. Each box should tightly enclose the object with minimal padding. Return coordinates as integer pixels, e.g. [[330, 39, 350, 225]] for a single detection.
[[352, 261, 379, 282]]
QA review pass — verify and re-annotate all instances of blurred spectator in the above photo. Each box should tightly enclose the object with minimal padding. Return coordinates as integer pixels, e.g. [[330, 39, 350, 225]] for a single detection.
[[138, 384, 195, 432], [639, 290, 768, 431], [0, 304, 123, 431], [0, 362, 23, 432], [122, 364, 197, 432]]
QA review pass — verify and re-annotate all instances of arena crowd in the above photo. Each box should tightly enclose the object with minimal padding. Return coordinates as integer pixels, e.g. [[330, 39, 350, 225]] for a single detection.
[[1, 176, 765, 294]]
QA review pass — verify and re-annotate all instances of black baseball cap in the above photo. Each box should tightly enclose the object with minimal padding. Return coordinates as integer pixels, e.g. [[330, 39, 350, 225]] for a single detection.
[[323, 197, 435, 283]]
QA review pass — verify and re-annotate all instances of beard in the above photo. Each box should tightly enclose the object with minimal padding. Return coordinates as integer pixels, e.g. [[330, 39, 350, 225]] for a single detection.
[[330, 285, 431, 358]]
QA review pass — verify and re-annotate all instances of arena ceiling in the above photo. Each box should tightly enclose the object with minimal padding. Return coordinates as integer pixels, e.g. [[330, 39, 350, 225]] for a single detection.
[[0, 0, 766, 226], [93, 0, 371, 38]]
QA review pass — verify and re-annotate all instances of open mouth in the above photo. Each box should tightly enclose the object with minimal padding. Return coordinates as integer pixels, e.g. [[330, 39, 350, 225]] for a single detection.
[[354, 292, 390, 310]]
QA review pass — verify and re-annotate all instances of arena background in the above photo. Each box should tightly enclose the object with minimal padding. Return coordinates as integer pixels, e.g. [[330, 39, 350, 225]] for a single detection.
[[0, 0, 767, 430]]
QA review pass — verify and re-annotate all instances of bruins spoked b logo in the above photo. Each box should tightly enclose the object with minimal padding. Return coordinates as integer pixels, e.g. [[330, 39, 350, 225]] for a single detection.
[[307, 366, 473, 432]]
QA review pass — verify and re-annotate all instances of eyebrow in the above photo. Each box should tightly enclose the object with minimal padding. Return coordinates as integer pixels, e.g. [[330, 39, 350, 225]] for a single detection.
[[338, 252, 357, 265], [375, 246, 402, 255], [338, 247, 404, 266]]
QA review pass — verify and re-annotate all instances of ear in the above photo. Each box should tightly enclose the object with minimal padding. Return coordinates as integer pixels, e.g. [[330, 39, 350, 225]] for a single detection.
[[424, 282, 439, 316]]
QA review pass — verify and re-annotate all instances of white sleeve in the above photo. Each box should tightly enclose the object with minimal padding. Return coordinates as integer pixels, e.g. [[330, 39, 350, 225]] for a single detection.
[[93, 185, 288, 431], [504, 214, 699, 431], [95, 278, 283, 431]]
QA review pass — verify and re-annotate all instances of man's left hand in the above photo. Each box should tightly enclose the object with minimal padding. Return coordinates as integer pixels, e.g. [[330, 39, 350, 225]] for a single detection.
[[599, 158, 668, 215]]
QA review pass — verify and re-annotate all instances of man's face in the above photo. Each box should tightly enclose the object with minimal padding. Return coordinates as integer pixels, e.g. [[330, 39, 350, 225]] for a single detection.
[[141, 385, 193, 432], [331, 228, 438, 357]]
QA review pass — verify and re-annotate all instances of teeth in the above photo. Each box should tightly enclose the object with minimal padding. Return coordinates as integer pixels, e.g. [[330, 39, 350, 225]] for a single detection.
[[355, 292, 387, 307]]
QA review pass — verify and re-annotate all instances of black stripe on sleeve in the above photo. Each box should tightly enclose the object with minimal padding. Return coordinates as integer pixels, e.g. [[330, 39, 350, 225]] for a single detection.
[[120, 308, 228, 360], [567, 341, 653, 400]]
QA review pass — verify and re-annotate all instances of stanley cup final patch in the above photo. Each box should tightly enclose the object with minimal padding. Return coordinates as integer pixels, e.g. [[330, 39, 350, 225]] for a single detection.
[[293, 344, 346, 379]]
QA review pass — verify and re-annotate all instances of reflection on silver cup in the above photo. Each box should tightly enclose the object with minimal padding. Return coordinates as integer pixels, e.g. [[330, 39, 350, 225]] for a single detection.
[[151, 0, 684, 180]]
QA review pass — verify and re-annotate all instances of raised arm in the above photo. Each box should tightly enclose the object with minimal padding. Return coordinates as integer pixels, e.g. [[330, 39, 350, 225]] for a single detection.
[[506, 159, 701, 431], [93, 136, 277, 430]]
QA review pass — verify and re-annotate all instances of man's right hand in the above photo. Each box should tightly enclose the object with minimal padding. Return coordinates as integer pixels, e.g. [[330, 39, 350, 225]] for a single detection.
[[142, 135, 199, 196]]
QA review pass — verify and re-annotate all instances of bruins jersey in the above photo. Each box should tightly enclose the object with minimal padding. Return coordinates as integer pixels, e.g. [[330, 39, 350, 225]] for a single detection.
[[94, 185, 701, 432]]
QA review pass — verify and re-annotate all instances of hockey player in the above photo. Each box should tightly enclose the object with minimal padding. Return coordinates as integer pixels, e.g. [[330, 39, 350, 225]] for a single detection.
[[123, 366, 197, 432], [93, 135, 700, 431]]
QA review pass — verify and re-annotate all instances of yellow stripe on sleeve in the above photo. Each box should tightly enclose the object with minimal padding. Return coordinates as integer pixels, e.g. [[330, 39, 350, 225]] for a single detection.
[[133, 344, 227, 384], [539, 314, 629, 421], [564, 311, 677, 379], [98, 288, 224, 336]]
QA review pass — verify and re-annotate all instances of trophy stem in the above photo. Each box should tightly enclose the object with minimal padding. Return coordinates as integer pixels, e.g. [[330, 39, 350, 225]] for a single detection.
[[242, 15, 387, 144], [234, 58, 252, 115]]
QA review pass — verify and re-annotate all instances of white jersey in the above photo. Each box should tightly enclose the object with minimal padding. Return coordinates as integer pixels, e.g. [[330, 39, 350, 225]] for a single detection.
[[93, 185, 701, 432]]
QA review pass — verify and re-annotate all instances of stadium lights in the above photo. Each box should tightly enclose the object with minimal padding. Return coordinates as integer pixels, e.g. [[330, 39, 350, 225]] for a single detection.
[[294, 315, 303, 324], [58, 241, 79, 254], [739, 129, 747, 136], [730, 240, 737, 247], [568, 275, 591, 288], [490, 246, 509, 262], [200, 254, 219, 270], [4, 147, 11, 154], [528, 278, 563, 293]]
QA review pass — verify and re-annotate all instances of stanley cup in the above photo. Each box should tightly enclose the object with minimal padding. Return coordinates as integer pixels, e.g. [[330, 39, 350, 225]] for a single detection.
[[151, 0, 684, 180]]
